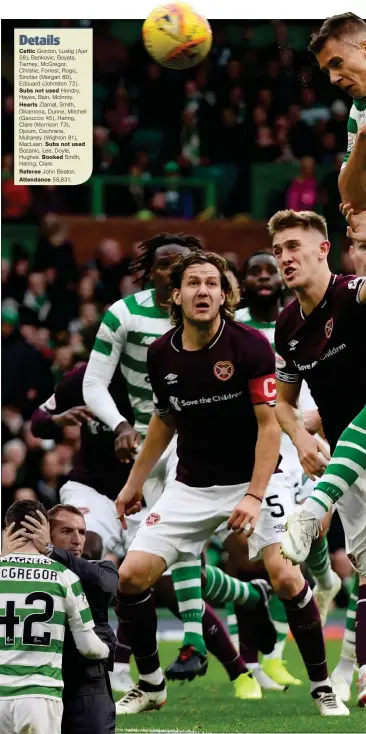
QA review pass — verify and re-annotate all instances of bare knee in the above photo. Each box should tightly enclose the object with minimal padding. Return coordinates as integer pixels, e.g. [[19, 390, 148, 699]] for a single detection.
[[267, 561, 304, 599], [118, 551, 166, 594]]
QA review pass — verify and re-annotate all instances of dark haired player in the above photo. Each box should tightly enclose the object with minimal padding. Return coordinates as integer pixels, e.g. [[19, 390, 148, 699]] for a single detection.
[[308, 13, 366, 210], [0, 500, 110, 734], [113, 250, 347, 716], [82, 233, 276, 693], [268, 208, 366, 707]]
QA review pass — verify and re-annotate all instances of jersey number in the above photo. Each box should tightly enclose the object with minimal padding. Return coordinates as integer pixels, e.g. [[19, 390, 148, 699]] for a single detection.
[[0, 592, 54, 646], [265, 494, 285, 518]]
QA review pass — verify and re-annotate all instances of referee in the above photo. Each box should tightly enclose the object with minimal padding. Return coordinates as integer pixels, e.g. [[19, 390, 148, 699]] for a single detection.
[[19, 503, 118, 734]]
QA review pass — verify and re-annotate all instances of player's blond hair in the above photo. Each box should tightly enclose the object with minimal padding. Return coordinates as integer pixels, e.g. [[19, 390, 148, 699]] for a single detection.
[[169, 251, 238, 325], [267, 210, 328, 241]]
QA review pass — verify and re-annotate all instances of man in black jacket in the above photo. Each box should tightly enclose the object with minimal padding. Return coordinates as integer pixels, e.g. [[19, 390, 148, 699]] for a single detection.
[[19, 503, 118, 734]]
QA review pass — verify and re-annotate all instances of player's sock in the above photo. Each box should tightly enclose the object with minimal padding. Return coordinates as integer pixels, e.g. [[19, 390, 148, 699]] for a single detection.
[[203, 565, 261, 607], [263, 593, 288, 661], [225, 602, 239, 650], [282, 581, 329, 686], [236, 604, 259, 665], [332, 575, 358, 685], [115, 620, 132, 665], [303, 407, 366, 520], [116, 588, 163, 687], [170, 560, 206, 657], [356, 584, 366, 668], [202, 603, 249, 680], [307, 536, 334, 589]]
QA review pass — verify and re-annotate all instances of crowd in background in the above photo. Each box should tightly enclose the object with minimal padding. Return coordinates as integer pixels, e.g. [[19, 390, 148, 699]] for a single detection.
[[1, 18, 356, 603], [2, 19, 348, 221]]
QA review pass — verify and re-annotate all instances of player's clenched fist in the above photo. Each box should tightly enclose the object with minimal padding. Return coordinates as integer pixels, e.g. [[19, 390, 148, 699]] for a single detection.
[[115, 483, 143, 529], [294, 428, 330, 481], [227, 494, 262, 536], [114, 421, 141, 463]]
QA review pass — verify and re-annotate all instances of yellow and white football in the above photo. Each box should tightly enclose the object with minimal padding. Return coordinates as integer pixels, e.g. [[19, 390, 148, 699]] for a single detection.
[[142, 2, 212, 70]]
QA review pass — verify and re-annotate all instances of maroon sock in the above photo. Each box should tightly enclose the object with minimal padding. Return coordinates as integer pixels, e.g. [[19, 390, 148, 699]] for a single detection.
[[116, 588, 160, 677], [202, 603, 248, 680], [356, 585, 366, 668], [115, 620, 132, 665], [282, 581, 328, 684], [236, 604, 259, 664]]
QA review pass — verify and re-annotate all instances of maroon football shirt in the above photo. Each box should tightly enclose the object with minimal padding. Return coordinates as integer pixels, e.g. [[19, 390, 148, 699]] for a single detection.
[[32, 364, 134, 499], [147, 319, 276, 487], [275, 274, 366, 451]]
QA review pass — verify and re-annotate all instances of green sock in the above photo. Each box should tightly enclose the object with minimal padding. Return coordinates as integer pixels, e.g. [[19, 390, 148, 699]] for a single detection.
[[307, 536, 333, 590], [263, 594, 289, 660], [225, 601, 239, 650], [170, 560, 207, 656], [305, 405, 366, 515], [203, 565, 261, 608]]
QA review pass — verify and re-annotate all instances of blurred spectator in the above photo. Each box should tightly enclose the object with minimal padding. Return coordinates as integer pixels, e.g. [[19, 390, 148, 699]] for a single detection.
[[286, 156, 319, 212], [150, 161, 195, 218], [2, 304, 52, 415], [35, 450, 64, 509], [93, 20, 127, 80], [104, 83, 138, 140], [179, 110, 201, 169], [68, 302, 100, 334], [22, 272, 51, 323], [4, 247, 30, 303], [2, 153, 32, 221], [95, 238, 126, 305]]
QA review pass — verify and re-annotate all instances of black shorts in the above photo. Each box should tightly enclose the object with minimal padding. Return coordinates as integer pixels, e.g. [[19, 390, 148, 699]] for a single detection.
[[62, 663, 115, 734]]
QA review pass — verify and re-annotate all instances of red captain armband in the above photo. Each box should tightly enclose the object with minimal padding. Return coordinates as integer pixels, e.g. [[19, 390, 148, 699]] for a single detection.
[[248, 374, 276, 406]]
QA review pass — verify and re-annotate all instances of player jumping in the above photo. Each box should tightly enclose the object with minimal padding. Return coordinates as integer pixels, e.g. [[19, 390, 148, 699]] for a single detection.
[[267, 209, 366, 707]]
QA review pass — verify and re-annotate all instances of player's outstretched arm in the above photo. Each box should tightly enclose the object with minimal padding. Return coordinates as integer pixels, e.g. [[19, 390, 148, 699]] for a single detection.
[[115, 413, 175, 528], [276, 380, 330, 480], [338, 124, 366, 210], [64, 570, 110, 659], [83, 301, 131, 432]]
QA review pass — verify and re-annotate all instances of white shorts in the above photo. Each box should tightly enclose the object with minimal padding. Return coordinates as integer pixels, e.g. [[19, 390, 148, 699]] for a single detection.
[[60, 438, 178, 559], [0, 696, 63, 734], [138, 435, 178, 510], [129, 473, 295, 567], [336, 471, 366, 576], [60, 480, 125, 558]]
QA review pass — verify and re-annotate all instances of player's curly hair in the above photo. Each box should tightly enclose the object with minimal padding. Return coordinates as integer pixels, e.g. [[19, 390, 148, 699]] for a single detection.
[[169, 251, 237, 325], [130, 232, 203, 288], [309, 13, 366, 55]]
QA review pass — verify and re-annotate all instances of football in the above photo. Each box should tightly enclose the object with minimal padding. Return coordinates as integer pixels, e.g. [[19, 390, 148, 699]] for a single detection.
[[142, 2, 212, 70]]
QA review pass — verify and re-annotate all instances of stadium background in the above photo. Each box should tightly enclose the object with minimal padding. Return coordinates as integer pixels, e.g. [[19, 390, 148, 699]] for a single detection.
[[1, 18, 355, 603]]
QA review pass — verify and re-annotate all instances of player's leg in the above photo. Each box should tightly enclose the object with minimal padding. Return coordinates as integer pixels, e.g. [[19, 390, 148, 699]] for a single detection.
[[307, 513, 342, 625], [262, 543, 348, 716], [116, 548, 168, 714], [281, 406, 366, 564], [262, 592, 302, 687], [170, 559, 207, 659], [356, 574, 366, 707], [250, 474, 349, 715], [14, 697, 63, 734], [155, 575, 262, 698], [331, 573, 358, 701]]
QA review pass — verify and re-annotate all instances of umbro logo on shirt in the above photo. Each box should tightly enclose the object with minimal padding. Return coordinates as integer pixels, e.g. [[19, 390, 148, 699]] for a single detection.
[[165, 373, 178, 384], [288, 340, 298, 351]]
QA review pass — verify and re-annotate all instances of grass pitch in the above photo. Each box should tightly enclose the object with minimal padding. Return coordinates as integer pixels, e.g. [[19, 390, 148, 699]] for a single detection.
[[115, 640, 363, 733]]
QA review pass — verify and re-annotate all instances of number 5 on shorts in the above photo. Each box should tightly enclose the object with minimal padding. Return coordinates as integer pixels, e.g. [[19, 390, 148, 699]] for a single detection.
[[265, 494, 285, 518]]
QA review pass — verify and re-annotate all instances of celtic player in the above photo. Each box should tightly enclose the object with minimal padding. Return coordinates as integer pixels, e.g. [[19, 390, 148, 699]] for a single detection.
[[0, 500, 110, 734], [309, 13, 366, 211]]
